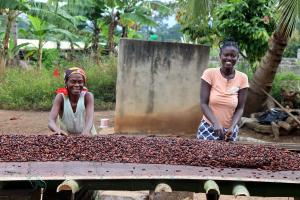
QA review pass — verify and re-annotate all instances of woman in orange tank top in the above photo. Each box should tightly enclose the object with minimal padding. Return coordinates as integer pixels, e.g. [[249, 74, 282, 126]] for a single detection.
[[197, 41, 249, 141]]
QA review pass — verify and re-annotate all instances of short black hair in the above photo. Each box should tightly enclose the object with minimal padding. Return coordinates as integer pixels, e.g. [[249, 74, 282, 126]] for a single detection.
[[219, 40, 240, 53]]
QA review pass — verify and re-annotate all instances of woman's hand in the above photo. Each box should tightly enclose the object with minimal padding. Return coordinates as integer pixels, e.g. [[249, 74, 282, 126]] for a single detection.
[[225, 127, 234, 141], [81, 131, 91, 136], [54, 130, 68, 136], [213, 122, 224, 139]]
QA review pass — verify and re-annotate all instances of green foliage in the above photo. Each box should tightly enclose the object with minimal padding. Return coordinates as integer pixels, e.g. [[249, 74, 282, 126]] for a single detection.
[[0, 56, 117, 110], [214, 0, 277, 66], [177, 0, 277, 66], [176, 1, 217, 45], [283, 31, 300, 58], [42, 49, 60, 69], [84, 56, 117, 105]]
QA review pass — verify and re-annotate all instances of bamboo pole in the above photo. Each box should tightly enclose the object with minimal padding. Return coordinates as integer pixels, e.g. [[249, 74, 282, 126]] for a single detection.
[[261, 88, 300, 125], [56, 179, 80, 194], [232, 182, 250, 196], [204, 180, 220, 200], [154, 183, 172, 193]]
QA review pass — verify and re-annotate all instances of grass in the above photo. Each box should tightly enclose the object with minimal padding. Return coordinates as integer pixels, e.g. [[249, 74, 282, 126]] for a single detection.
[[0, 56, 117, 111]]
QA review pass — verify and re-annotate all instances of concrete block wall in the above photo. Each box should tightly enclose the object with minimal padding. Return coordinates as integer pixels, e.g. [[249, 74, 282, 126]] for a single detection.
[[278, 58, 300, 75], [115, 39, 210, 135]]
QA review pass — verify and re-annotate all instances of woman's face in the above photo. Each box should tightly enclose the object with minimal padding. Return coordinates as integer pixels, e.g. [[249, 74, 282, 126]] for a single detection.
[[66, 73, 85, 96], [220, 46, 239, 70]]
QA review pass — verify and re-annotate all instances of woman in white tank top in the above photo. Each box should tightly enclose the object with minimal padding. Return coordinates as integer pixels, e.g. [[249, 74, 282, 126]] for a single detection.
[[48, 67, 97, 136]]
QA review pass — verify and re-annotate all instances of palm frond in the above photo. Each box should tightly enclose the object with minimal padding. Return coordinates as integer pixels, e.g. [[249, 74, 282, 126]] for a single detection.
[[277, 0, 299, 39]]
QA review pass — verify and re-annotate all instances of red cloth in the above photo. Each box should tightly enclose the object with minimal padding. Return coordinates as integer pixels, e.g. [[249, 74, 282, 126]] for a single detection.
[[55, 87, 88, 96], [53, 69, 60, 77]]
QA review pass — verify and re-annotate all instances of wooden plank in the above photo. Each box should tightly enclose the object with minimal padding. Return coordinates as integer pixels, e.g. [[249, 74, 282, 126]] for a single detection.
[[0, 162, 298, 184]]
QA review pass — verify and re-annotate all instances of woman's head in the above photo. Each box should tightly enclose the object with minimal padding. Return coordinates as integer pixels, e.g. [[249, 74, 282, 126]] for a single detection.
[[219, 41, 239, 70], [64, 67, 87, 96]]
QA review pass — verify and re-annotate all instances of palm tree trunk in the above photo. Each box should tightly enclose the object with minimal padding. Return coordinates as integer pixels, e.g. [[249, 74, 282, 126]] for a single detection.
[[0, 11, 15, 74], [244, 32, 288, 116]]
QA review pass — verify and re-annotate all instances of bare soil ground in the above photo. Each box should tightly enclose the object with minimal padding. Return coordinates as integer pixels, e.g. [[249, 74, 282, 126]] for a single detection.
[[0, 110, 115, 135]]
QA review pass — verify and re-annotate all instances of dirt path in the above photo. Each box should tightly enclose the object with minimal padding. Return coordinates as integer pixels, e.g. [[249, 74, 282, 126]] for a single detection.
[[0, 110, 115, 135]]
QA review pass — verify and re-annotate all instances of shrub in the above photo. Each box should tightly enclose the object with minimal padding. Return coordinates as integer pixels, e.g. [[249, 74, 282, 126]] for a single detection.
[[42, 49, 60, 69]]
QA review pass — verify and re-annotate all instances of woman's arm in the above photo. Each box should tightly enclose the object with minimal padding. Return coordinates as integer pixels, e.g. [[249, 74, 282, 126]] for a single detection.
[[82, 92, 95, 135], [48, 94, 66, 135], [225, 88, 248, 140], [230, 88, 248, 128], [200, 79, 224, 136]]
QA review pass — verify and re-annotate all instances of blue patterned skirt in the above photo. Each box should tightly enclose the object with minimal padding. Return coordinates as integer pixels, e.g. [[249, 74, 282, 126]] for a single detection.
[[196, 119, 238, 141]]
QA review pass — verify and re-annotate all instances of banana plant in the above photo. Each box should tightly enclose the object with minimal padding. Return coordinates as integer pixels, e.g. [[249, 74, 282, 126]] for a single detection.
[[0, 0, 76, 74], [28, 15, 75, 70], [104, 0, 170, 54], [7, 39, 30, 65]]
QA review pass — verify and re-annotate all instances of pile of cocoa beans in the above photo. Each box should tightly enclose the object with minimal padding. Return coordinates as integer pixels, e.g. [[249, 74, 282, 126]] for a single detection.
[[0, 135, 299, 171]]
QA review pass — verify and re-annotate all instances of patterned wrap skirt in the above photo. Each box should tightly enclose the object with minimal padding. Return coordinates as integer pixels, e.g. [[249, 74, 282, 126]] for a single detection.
[[197, 119, 238, 141]]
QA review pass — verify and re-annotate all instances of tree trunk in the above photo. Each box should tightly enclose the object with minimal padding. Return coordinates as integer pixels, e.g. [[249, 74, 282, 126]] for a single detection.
[[0, 11, 15, 74], [69, 39, 75, 60], [108, 20, 117, 55], [108, 10, 119, 55], [11, 18, 19, 65], [37, 38, 43, 70], [91, 20, 100, 65], [121, 26, 128, 38], [244, 32, 288, 116]]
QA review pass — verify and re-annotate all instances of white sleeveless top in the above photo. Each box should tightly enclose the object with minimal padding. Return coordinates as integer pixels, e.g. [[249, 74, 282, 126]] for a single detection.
[[58, 92, 97, 135]]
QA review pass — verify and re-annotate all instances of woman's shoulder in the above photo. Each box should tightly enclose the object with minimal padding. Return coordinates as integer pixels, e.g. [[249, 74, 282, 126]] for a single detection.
[[204, 67, 219, 73], [83, 91, 94, 99], [202, 67, 219, 76]]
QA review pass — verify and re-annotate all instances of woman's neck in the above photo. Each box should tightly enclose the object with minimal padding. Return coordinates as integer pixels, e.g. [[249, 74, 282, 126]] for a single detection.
[[220, 67, 235, 79], [220, 67, 234, 75], [69, 94, 80, 103]]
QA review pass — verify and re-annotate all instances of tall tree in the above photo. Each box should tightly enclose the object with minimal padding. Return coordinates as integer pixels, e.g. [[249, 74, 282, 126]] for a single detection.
[[57, 0, 106, 65], [0, 0, 26, 74], [0, 0, 76, 73], [244, 0, 300, 115], [27, 15, 74, 69]]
